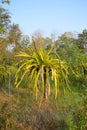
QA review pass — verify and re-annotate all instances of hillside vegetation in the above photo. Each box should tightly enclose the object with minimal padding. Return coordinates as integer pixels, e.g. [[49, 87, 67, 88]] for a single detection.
[[0, 1, 87, 130]]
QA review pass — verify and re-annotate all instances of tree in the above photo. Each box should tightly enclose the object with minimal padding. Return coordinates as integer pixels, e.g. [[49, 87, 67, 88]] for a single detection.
[[7, 23, 23, 53], [8, 23, 22, 45], [21, 35, 30, 50], [56, 32, 78, 60], [0, 7, 11, 33], [32, 30, 44, 48], [78, 29, 87, 53], [1, 0, 10, 4], [56, 32, 87, 91], [15, 40, 69, 101]]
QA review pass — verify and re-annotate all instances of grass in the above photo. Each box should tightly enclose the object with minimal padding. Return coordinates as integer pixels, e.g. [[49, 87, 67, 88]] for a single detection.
[[0, 86, 87, 130]]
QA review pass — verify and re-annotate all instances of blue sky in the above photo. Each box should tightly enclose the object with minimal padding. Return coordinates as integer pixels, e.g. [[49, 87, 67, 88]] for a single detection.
[[4, 0, 87, 37]]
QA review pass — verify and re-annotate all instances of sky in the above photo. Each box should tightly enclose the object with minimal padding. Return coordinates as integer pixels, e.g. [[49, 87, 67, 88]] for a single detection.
[[3, 0, 87, 37]]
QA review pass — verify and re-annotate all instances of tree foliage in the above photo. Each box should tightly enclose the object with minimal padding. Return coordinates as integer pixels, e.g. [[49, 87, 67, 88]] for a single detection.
[[78, 29, 87, 53], [1, 0, 10, 4], [0, 7, 11, 33]]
